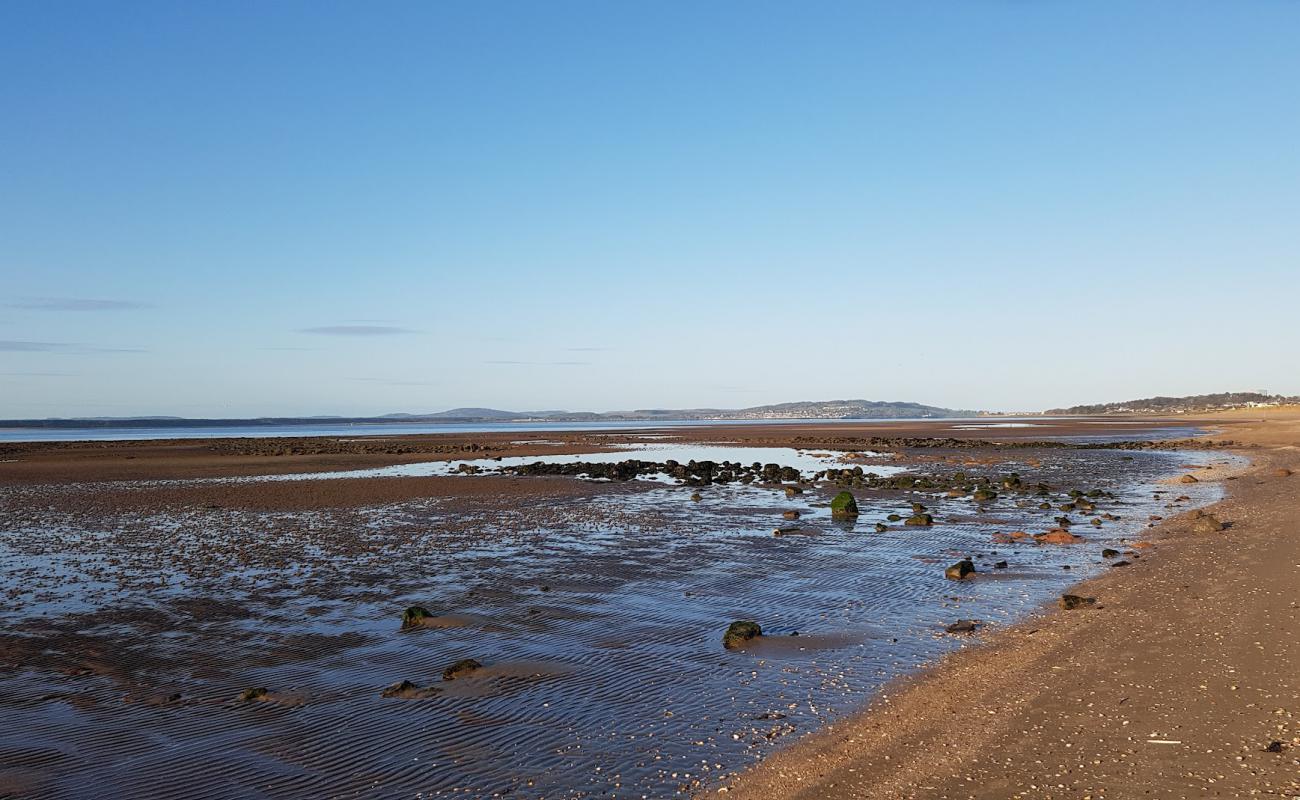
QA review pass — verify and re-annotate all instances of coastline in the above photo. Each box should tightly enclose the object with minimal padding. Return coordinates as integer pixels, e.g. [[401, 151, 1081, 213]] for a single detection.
[[721, 409, 1300, 798], [0, 413, 1284, 797]]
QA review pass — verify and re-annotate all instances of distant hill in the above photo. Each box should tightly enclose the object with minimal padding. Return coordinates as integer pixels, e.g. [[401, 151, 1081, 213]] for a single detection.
[[0, 399, 978, 429], [1046, 392, 1299, 416]]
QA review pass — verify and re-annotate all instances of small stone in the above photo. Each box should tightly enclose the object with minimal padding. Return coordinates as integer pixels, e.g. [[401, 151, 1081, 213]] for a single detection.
[[401, 606, 433, 628], [1178, 474, 1199, 484], [442, 659, 484, 681], [236, 687, 269, 702], [1059, 594, 1096, 610], [945, 559, 975, 580], [945, 620, 978, 634]]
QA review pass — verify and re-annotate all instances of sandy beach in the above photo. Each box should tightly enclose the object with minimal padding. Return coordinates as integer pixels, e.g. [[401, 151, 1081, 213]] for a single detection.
[[724, 409, 1300, 798]]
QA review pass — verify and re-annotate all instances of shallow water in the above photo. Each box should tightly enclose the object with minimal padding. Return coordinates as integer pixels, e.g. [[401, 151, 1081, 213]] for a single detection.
[[0, 446, 1242, 798], [234, 443, 908, 483]]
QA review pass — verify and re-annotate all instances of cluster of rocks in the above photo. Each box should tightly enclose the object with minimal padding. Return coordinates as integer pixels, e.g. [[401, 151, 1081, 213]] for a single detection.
[[788, 436, 1238, 452]]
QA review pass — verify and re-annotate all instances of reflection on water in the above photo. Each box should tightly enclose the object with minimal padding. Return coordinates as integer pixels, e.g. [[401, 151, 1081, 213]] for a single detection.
[[0, 447, 1243, 798], [233, 443, 910, 483]]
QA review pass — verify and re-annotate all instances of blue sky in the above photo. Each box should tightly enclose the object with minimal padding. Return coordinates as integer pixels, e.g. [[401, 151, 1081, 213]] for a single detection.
[[2, 1, 1298, 418]]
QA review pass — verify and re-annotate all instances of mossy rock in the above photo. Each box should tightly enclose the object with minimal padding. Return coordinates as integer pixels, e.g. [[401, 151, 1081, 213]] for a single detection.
[[442, 658, 484, 681], [944, 559, 975, 580], [874, 522, 888, 532], [723, 620, 762, 649], [401, 606, 433, 628], [830, 491, 859, 516], [911, 502, 927, 514], [886, 513, 902, 522], [237, 687, 269, 702], [972, 489, 997, 502], [904, 513, 934, 526]]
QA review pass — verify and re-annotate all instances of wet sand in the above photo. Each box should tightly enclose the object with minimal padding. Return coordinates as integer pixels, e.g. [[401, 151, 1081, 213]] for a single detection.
[[724, 408, 1300, 799]]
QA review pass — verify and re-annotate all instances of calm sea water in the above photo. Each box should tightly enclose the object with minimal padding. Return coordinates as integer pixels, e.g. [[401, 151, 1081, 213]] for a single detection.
[[0, 417, 1205, 443]]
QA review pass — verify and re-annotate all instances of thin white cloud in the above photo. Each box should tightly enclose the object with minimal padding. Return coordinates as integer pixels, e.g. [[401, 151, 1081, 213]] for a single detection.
[[299, 325, 416, 336], [8, 297, 149, 311]]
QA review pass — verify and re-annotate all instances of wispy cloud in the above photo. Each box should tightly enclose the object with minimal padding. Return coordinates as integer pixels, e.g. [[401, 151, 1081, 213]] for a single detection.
[[0, 370, 79, 376], [485, 359, 591, 366], [299, 325, 416, 336], [347, 377, 438, 387], [0, 339, 146, 354], [8, 297, 149, 311]]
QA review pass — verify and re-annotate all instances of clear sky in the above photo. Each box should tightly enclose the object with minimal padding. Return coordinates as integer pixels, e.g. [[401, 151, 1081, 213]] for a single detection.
[[2, 1, 1298, 418]]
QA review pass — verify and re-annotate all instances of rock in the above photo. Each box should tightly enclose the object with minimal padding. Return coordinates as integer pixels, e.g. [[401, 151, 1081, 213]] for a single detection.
[[994, 560, 1008, 569], [874, 522, 888, 532], [991, 532, 1015, 544], [945, 559, 975, 580], [1275, 468, 1293, 478], [784, 486, 803, 497], [1059, 594, 1096, 610], [401, 606, 433, 628], [723, 620, 762, 649], [911, 502, 928, 514], [830, 491, 859, 517], [381, 680, 418, 698], [1178, 474, 1199, 484], [972, 489, 997, 502], [905, 513, 934, 527], [236, 687, 269, 702], [1034, 529, 1084, 544], [1265, 740, 1287, 753], [1110, 559, 1131, 567], [886, 513, 903, 522], [945, 620, 978, 634], [442, 659, 484, 681], [690, 492, 702, 502], [782, 509, 801, 520], [1101, 548, 1120, 558], [1192, 513, 1225, 533], [772, 526, 814, 537]]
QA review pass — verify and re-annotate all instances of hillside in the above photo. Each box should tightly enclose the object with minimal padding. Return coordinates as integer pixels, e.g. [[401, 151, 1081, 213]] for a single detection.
[[1046, 392, 1299, 416]]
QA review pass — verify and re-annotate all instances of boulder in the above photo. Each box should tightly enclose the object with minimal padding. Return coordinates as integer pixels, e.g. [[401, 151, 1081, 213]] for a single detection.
[[874, 522, 888, 532], [1058, 594, 1096, 610], [830, 491, 859, 517], [886, 513, 903, 522], [993, 560, 1008, 569], [442, 658, 484, 681], [945, 559, 975, 580], [782, 509, 801, 520], [972, 489, 998, 502], [1101, 548, 1120, 558], [723, 620, 762, 649], [905, 513, 934, 527]]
